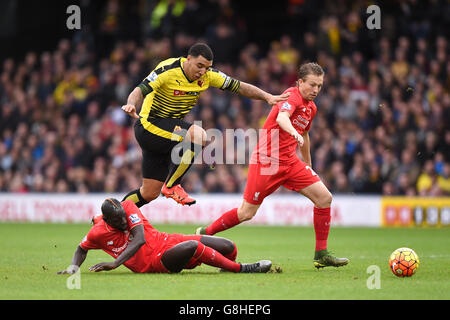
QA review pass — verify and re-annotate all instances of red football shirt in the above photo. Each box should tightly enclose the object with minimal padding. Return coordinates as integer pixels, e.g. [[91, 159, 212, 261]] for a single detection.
[[252, 86, 317, 165], [80, 200, 169, 273]]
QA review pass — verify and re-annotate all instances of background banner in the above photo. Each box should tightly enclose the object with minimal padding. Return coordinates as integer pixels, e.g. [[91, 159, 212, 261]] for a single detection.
[[0, 193, 381, 226], [381, 197, 450, 227]]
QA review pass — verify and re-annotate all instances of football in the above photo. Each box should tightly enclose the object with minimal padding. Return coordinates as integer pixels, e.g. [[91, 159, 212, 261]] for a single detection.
[[389, 247, 420, 277]]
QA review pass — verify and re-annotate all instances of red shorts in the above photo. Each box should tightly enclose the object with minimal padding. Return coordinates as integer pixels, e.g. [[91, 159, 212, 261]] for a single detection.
[[146, 234, 203, 273], [243, 158, 321, 205]]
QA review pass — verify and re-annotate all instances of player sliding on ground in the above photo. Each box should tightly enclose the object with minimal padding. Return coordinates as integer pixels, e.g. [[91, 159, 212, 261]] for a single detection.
[[57, 198, 272, 275], [196, 63, 349, 269], [121, 43, 289, 208]]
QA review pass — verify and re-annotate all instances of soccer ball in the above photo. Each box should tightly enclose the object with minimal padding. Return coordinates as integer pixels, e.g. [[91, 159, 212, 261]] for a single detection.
[[389, 247, 420, 277]]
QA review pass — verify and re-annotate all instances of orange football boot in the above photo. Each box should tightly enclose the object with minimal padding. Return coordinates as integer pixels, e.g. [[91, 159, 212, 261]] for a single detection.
[[161, 183, 196, 206]]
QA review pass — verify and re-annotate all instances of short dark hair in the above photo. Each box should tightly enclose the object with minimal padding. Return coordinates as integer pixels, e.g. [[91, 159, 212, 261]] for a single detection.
[[188, 43, 214, 61], [101, 198, 124, 221], [298, 62, 324, 80]]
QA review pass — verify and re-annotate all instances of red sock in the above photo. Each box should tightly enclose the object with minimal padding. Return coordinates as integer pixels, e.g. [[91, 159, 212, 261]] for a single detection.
[[205, 208, 240, 235], [313, 207, 331, 251], [192, 242, 241, 273]]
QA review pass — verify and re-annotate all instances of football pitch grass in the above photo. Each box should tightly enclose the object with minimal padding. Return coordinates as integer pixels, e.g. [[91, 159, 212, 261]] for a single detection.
[[0, 223, 448, 300]]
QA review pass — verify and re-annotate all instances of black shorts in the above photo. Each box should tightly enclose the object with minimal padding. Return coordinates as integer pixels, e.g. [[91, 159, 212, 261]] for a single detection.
[[134, 118, 192, 181]]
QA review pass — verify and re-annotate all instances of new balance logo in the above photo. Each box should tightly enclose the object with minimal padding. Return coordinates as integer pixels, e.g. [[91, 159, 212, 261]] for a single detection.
[[253, 192, 260, 201]]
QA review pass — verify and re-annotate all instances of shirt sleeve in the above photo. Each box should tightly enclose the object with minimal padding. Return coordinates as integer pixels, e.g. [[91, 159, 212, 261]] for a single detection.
[[121, 200, 145, 230], [278, 92, 298, 116], [138, 68, 166, 96], [208, 69, 240, 93], [79, 229, 100, 251]]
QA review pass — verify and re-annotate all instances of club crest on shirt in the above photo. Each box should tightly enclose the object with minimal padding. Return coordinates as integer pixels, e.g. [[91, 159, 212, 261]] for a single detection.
[[197, 80, 204, 87], [129, 213, 141, 224]]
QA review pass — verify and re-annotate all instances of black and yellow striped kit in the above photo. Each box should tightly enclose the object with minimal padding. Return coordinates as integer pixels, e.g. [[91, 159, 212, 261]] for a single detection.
[[132, 56, 240, 182], [138, 57, 240, 141]]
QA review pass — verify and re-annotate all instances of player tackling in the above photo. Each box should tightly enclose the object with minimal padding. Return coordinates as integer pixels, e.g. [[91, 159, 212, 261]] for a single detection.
[[196, 62, 349, 269], [56, 198, 272, 275]]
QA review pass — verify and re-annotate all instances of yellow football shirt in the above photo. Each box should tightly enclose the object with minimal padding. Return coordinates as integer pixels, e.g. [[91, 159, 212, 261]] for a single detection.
[[138, 57, 240, 122]]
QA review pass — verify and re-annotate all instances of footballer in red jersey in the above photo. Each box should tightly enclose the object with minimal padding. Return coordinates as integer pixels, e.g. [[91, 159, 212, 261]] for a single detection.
[[197, 63, 349, 269], [57, 199, 272, 275]]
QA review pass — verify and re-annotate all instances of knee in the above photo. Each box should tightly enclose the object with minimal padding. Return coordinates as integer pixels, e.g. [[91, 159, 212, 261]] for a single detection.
[[181, 240, 200, 255], [187, 125, 207, 146], [140, 187, 161, 202], [315, 191, 333, 208], [222, 239, 237, 255]]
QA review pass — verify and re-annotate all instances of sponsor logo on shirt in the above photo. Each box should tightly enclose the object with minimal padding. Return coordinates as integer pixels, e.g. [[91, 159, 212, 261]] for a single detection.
[[112, 242, 128, 254], [293, 115, 309, 129], [173, 90, 200, 96]]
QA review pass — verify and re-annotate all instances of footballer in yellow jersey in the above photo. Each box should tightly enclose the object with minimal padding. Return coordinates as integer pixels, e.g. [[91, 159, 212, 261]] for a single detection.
[[138, 56, 240, 121], [121, 43, 290, 208]]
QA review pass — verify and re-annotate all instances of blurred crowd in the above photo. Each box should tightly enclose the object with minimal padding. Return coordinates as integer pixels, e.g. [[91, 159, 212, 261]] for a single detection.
[[0, 0, 449, 197]]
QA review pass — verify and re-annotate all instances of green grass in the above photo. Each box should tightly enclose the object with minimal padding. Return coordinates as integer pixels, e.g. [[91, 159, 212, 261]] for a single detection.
[[0, 223, 449, 300]]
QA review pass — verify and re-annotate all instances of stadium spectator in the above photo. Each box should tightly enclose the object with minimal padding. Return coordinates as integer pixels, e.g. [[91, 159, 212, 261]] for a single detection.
[[0, 0, 448, 198], [437, 162, 450, 195], [416, 159, 437, 196]]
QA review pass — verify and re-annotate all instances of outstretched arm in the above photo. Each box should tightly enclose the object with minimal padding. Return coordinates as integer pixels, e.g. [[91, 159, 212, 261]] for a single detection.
[[89, 225, 146, 272], [238, 82, 290, 106], [56, 245, 88, 274]]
